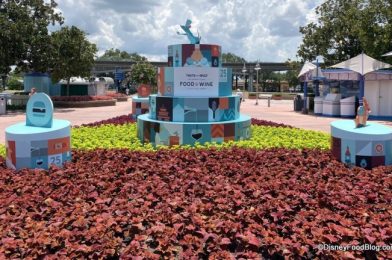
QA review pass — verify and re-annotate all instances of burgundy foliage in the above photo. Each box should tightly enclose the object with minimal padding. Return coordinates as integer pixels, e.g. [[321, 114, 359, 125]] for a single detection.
[[105, 92, 128, 98], [75, 115, 136, 128], [0, 148, 391, 259], [251, 118, 295, 128]]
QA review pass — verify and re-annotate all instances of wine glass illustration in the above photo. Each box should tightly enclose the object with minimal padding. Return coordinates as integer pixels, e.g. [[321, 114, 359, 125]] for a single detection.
[[211, 100, 218, 119], [184, 106, 202, 141], [191, 126, 203, 140]]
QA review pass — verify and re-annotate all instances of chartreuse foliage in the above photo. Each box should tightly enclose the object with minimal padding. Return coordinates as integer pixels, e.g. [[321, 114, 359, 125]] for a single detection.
[[0, 124, 330, 158], [0, 144, 5, 158], [71, 124, 330, 151]]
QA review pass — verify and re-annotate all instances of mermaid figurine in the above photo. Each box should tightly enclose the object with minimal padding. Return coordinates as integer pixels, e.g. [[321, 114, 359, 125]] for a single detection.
[[354, 97, 371, 128], [177, 19, 201, 44]]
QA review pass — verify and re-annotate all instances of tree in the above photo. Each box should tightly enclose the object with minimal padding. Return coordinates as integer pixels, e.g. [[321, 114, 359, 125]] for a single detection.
[[5, 0, 63, 73], [97, 48, 147, 62], [285, 60, 301, 88], [297, 0, 392, 65], [51, 26, 97, 96], [0, 0, 63, 91], [126, 61, 157, 86], [222, 52, 246, 63]]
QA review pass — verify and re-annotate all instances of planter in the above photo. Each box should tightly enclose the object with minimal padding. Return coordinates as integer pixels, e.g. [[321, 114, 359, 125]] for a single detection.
[[116, 96, 129, 102], [137, 84, 151, 97], [53, 99, 116, 108]]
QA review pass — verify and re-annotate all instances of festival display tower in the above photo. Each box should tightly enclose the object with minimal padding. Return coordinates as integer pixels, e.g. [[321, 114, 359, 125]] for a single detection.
[[137, 20, 251, 146], [5, 93, 71, 170]]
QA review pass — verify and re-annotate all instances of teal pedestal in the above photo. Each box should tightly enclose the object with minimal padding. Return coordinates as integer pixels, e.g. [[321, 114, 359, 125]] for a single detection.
[[331, 120, 392, 169], [5, 119, 71, 170]]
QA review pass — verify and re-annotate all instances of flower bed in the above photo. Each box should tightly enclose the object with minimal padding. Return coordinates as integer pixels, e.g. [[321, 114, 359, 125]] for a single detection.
[[75, 114, 136, 128], [51, 95, 114, 102], [0, 117, 390, 259], [105, 92, 129, 102], [0, 148, 391, 259]]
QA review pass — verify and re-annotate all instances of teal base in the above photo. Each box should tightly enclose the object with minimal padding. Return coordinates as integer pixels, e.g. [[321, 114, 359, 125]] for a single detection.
[[137, 114, 251, 146], [5, 119, 71, 170], [330, 120, 392, 169]]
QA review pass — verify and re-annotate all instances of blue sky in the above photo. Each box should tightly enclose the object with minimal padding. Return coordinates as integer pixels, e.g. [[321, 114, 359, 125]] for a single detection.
[[55, 0, 324, 62]]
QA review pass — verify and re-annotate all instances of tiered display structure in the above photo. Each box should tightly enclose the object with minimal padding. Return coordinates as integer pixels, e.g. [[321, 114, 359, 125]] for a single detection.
[[5, 93, 71, 170], [137, 21, 251, 146]]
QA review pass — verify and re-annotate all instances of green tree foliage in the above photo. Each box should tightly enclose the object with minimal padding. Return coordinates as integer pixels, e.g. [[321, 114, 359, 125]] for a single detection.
[[0, 0, 63, 74], [222, 52, 246, 63], [297, 0, 392, 65], [0, 0, 62, 90], [97, 48, 147, 62], [51, 26, 97, 95], [126, 61, 157, 86], [285, 60, 301, 87]]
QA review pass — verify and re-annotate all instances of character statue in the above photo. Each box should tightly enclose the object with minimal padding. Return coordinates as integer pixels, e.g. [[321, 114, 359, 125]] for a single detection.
[[354, 97, 371, 128], [177, 19, 201, 44]]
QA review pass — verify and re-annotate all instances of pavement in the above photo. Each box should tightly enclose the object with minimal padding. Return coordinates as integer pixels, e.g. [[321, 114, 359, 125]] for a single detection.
[[1, 96, 392, 145]]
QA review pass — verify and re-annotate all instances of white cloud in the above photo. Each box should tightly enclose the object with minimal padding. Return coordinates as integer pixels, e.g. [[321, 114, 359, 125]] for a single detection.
[[55, 0, 325, 62]]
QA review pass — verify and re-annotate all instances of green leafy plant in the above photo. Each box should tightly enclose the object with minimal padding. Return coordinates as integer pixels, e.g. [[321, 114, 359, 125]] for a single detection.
[[126, 61, 157, 85], [0, 124, 330, 159], [0, 144, 5, 157], [71, 124, 330, 151]]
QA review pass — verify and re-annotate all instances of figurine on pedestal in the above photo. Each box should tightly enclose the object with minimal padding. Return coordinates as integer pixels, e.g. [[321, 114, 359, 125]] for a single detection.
[[354, 97, 371, 128]]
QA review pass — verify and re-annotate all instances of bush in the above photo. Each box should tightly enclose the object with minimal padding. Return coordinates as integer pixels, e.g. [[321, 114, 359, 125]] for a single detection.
[[6, 77, 24, 90]]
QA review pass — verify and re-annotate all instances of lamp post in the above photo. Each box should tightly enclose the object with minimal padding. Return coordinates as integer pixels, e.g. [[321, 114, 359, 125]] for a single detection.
[[255, 61, 261, 105], [242, 63, 247, 92]]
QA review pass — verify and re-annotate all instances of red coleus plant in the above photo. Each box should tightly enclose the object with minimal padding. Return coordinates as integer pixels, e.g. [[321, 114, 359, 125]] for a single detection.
[[0, 148, 391, 259]]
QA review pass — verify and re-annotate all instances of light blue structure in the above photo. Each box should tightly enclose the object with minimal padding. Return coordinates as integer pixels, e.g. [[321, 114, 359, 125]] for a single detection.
[[24, 72, 52, 94]]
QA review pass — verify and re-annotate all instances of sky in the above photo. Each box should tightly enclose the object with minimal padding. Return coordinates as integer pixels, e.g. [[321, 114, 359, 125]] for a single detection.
[[55, 0, 324, 62]]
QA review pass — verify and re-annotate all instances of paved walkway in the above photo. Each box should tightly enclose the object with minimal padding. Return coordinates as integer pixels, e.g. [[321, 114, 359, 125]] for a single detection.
[[0, 99, 132, 144], [241, 98, 392, 132], [1, 97, 392, 144]]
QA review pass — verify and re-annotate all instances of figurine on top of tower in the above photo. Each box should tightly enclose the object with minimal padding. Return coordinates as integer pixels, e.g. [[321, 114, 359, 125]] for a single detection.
[[177, 19, 201, 44]]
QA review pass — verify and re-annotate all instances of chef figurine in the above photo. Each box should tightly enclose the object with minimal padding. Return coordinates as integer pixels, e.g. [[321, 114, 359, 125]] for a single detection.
[[355, 97, 371, 128]]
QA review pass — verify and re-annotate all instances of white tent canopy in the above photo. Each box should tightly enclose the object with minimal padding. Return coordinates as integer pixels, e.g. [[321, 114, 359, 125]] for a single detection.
[[382, 51, 392, 57], [331, 53, 391, 75], [298, 61, 317, 77]]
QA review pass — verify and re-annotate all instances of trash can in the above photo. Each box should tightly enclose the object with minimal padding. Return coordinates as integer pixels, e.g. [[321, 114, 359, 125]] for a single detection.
[[314, 96, 323, 115], [307, 95, 315, 112], [0, 96, 6, 115], [293, 95, 303, 111], [340, 96, 356, 117]]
